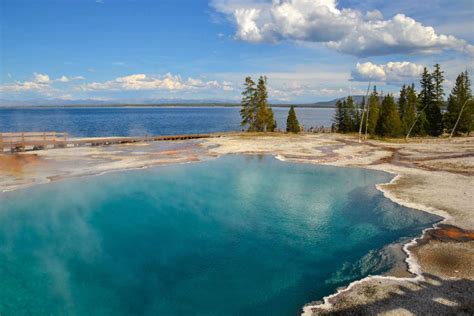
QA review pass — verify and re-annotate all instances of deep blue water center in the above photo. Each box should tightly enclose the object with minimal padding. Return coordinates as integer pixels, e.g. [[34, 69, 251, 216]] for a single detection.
[[0, 156, 439, 315]]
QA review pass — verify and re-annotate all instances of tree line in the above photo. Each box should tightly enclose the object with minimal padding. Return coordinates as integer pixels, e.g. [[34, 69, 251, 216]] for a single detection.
[[333, 64, 472, 137]]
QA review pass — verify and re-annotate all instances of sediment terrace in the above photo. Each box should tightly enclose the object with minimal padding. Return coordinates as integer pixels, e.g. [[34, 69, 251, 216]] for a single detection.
[[0, 132, 473, 315]]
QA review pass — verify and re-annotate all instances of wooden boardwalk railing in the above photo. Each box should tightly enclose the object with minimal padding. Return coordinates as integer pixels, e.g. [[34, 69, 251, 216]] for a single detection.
[[0, 132, 68, 152], [0, 132, 218, 152]]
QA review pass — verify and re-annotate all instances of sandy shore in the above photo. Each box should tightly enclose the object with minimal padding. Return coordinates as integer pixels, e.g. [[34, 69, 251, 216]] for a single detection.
[[1, 133, 473, 314]]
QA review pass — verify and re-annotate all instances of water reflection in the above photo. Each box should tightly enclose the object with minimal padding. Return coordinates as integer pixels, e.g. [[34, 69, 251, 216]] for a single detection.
[[0, 156, 441, 315]]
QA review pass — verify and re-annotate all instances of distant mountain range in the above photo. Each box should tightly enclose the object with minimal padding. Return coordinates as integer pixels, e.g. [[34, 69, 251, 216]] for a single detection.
[[297, 95, 369, 108], [0, 96, 369, 108], [0, 98, 238, 107]]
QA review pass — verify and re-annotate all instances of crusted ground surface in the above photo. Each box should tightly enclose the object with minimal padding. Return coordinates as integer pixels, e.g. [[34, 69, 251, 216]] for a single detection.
[[1, 133, 473, 315]]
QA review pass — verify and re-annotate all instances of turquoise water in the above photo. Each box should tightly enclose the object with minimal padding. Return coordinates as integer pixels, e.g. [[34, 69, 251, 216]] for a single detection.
[[0, 156, 440, 315]]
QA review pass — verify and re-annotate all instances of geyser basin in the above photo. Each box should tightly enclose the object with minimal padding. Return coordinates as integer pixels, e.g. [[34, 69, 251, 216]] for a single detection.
[[0, 155, 440, 315]]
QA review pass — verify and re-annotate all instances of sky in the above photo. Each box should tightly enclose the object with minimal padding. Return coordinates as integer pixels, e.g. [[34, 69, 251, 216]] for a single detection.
[[0, 0, 473, 103]]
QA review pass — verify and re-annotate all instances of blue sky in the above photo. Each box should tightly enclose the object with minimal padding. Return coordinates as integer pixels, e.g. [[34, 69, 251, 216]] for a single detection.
[[1, 0, 473, 103]]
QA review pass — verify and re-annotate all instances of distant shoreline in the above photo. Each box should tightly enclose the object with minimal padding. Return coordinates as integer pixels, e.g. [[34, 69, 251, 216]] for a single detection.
[[0, 104, 336, 109]]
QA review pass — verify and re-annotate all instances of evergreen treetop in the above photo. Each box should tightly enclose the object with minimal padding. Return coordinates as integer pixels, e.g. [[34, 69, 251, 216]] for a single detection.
[[398, 84, 407, 120], [402, 84, 418, 135], [419, 67, 435, 111], [366, 86, 380, 135], [419, 66, 443, 136], [286, 106, 300, 133], [255, 76, 276, 132], [240, 77, 257, 131], [240, 75, 276, 132], [432, 63, 445, 105], [445, 71, 473, 134], [376, 94, 402, 137], [333, 99, 345, 132]]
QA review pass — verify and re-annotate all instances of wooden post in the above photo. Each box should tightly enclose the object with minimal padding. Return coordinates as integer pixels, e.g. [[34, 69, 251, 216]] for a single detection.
[[406, 104, 428, 140], [449, 98, 471, 140], [358, 82, 371, 143]]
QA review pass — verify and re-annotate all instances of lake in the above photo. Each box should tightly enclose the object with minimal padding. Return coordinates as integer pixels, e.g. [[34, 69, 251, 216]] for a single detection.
[[0, 155, 440, 315], [0, 107, 335, 137]]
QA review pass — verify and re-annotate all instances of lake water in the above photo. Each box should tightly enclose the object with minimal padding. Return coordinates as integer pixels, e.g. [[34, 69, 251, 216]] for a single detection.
[[0, 107, 334, 137], [0, 155, 440, 315]]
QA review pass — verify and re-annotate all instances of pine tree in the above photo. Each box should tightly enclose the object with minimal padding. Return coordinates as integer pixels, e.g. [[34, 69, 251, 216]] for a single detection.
[[376, 94, 402, 137], [286, 106, 300, 133], [419, 66, 443, 136], [416, 67, 434, 136], [398, 84, 408, 121], [367, 86, 380, 135], [345, 96, 357, 132], [445, 71, 473, 135], [444, 73, 464, 133], [403, 84, 417, 134], [430, 63, 445, 136], [425, 98, 443, 136], [240, 76, 257, 131], [433, 63, 445, 105], [267, 106, 277, 132], [419, 67, 434, 112], [341, 100, 351, 133], [333, 99, 344, 132], [459, 71, 473, 135], [255, 76, 276, 132]]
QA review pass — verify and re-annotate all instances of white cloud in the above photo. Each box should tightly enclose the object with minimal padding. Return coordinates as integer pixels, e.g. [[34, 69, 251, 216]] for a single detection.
[[365, 10, 383, 22], [55, 75, 85, 82], [211, 66, 353, 101], [268, 84, 365, 101], [351, 61, 424, 84], [0, 73, 87, 96], [328, 14, 473, 57], [222, 81, 234, 91], [212, 0, 474, 57], [352, 62, 386, 81], [33, 72, 51, 84], [57, 75, 70, 82], [0, 72, 52, 93], [78, 73, 234, 92]]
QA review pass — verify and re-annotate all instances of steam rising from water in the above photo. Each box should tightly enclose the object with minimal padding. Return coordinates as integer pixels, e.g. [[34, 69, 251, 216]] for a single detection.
[[0, 156, 440, 315]]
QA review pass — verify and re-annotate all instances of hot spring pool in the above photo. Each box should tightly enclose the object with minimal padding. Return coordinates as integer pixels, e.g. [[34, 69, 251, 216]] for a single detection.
[[0, 155, 440, 315]]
